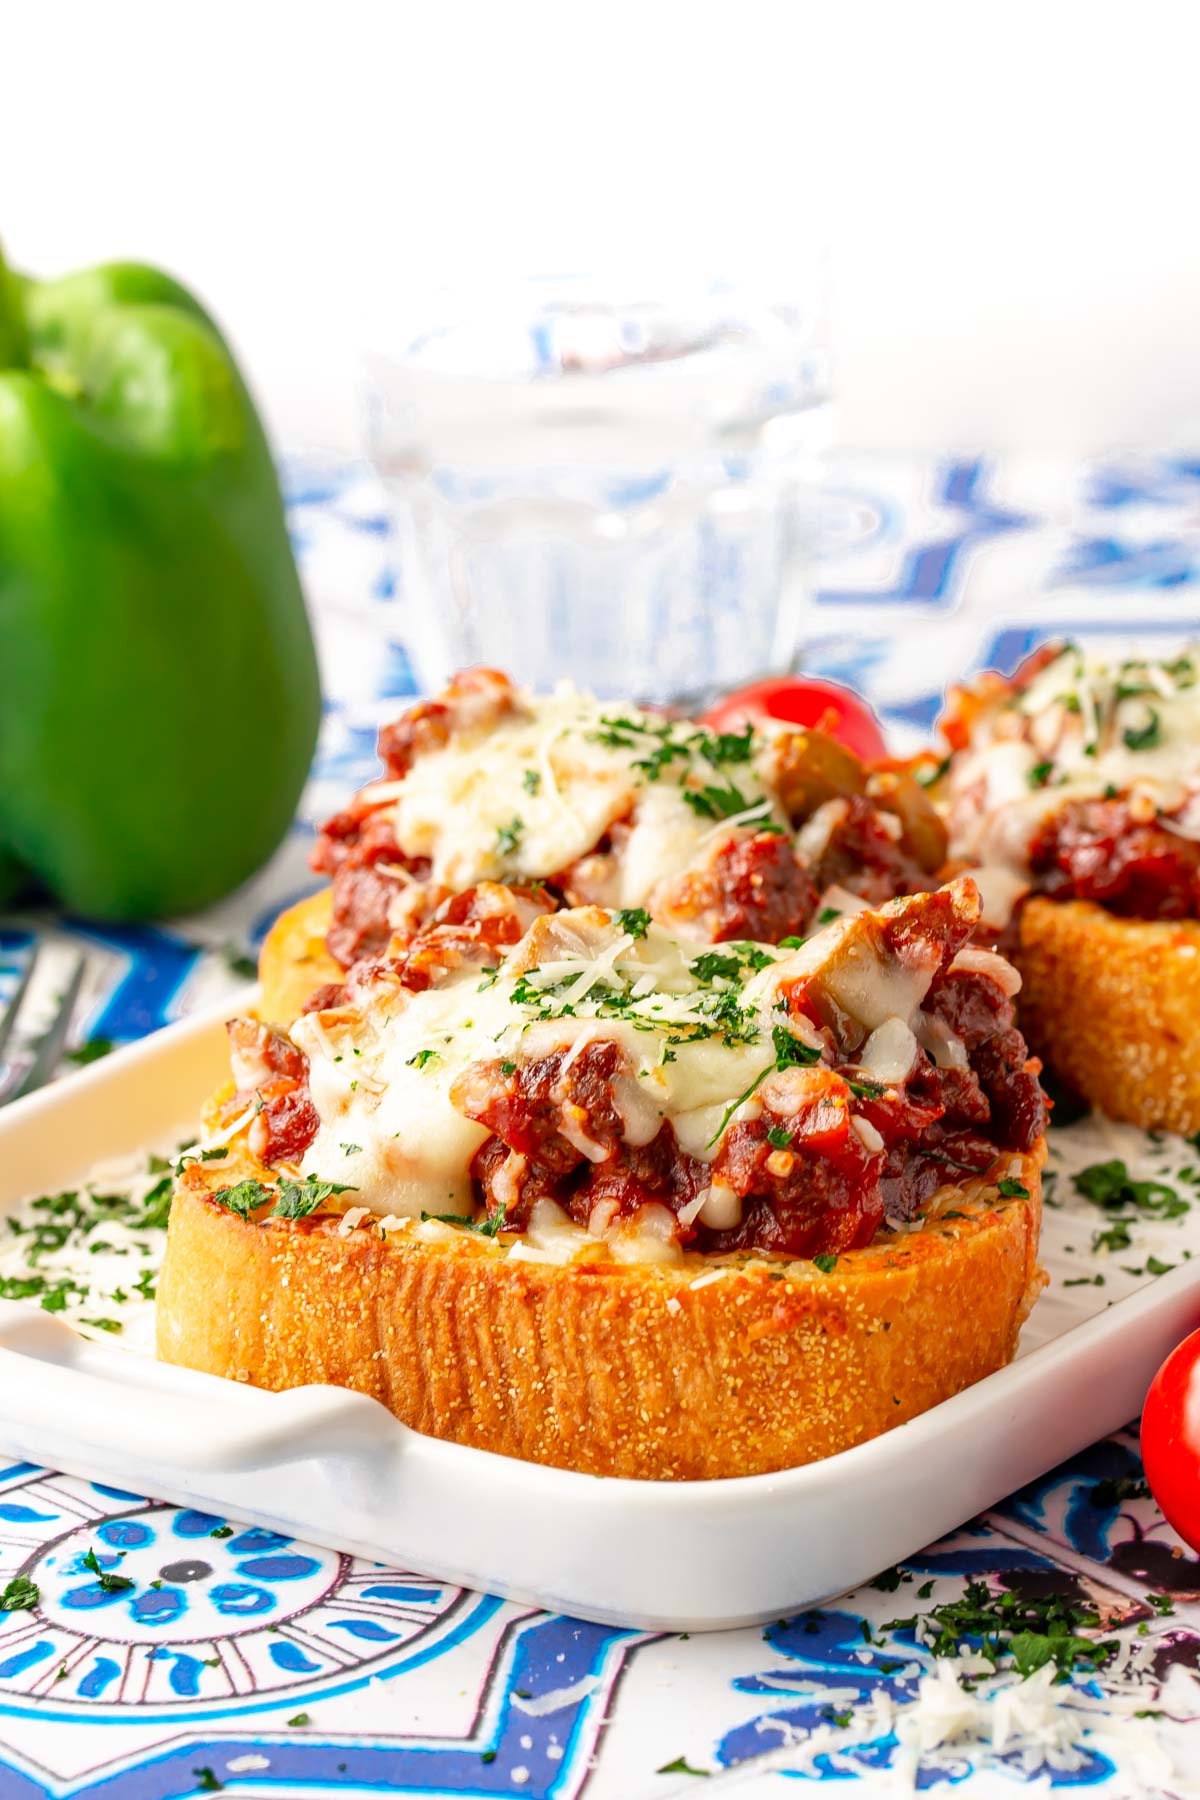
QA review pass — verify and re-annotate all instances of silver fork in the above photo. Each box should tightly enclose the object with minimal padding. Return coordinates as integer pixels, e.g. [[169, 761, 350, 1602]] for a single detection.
[[0, 943, 89, 1106]]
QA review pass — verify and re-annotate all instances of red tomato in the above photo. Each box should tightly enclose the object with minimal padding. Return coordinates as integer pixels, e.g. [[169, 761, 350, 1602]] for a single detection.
[[701, 677, 888, 763], [1141, 1327, 1200, 1552]]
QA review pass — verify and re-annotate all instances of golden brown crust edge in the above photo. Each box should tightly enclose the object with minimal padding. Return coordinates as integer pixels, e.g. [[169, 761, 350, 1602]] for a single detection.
[[1015, 898, 1200, 1134], [156, 1141, 1045, 1482], [257, 889, 339, 1025]]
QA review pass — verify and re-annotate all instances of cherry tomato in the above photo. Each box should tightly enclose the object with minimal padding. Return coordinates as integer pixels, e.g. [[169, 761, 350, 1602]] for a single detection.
[[1141, 1327, 1200, 1552], [701, 677, 888, 763]]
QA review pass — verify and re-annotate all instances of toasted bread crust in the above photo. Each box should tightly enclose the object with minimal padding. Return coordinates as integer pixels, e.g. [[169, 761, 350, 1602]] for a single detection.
[[1015, 897, 1200, 1133], [258, 889, 339, 1024], [157, 1141, 1045, 1481]]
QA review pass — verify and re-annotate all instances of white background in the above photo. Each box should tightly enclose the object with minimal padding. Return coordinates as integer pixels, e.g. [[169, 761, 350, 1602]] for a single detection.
[[5, 0, 1199, 458]]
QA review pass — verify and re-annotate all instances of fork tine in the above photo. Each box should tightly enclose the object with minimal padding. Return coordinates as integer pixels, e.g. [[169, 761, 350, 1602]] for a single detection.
[[6, 955, 87, 1105], [0, 942, 41, 1065]]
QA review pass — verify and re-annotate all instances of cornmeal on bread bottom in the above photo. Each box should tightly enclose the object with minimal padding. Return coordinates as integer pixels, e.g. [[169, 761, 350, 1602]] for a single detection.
[[157, 1143, 1044, 1482], [1015, 897, 1200, 1134]]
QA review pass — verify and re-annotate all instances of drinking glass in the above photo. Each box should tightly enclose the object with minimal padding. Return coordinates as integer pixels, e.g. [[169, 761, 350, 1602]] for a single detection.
[[365, 271, 830, 704]]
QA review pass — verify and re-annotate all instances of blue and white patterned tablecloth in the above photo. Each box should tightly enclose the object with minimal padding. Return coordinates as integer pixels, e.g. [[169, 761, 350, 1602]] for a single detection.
[[3, 453, 1200, 1798]]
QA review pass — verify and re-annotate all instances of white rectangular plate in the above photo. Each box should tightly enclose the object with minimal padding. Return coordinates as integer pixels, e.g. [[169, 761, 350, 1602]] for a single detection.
[[0, 1002, 1194, 1633]]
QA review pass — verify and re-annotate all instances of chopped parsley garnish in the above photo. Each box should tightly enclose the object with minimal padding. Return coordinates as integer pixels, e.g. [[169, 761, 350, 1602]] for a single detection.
[[270, 1177, 356, 1221], [633, 738, 692, 780], [690, 945, 774, 981], [1123, 707, 1162, 752], [923, 1147, 993, 1177], [766, 1126, 793, 1150], [407, 1049, 440, 1069], [138, 1177, 174, 1230], [592, 714, 756, 799], [689, 951, 745, 984], [521, 768, 541, 794], [997, 1178, 1029, 1199], [495, 816, 524, 857], [210, 1180, 272, 1220], [0, 1275, 46, 1301], [66, 1037, 114, 1066], [40, 1280, 82, 1314], [82, 1548, 134, 1593], [0, 1575, 38, 1612], [1027, 760, 1054, 788], [812, 1253, 838, 1274], [614, 907, 651, 939], [287, 1712, 311, 1727], [773, 1023, 820, 1069], [870, 1566, 911, 1592], [212, 1176, 354, 1223], [222, 944, 259, 981], [1088, 1474, 1150, 1508], [655, 1757, 710, 1777], [1074, 1160, 1187, 1220], [589, 717, 640, 749], [779, 934, 805, 949], [421, 1206, 509, 1237], [705, 1023, 822, 1149], [210, 1525, 234, 1539], [704, 726, 755, 765], [817, 906, 841, 925], [511, 955, 761, 1048], [846, 1078, 886, 1100], [681, 781, 760, 822], [914, 755, 951, 789], [1093, 1219, 1133, 1253], [339, 1143, 363, 1156], [500, 1060, 517, 1075], [884, 1578, 1117, 1676], [193, 1772, 223, 1795]]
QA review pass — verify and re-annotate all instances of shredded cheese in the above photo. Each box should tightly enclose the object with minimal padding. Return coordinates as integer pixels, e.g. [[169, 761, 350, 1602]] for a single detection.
[[942, 643, 1200, 871]]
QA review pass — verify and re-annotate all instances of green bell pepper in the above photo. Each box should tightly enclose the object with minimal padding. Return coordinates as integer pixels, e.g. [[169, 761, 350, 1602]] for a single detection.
[[0, 243, 321, 919]]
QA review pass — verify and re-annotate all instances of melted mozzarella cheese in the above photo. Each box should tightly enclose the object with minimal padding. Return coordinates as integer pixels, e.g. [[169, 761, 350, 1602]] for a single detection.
[[291, 893, 985, 1230], [387, 683, 785, 902], [942, 644, 1200, 871], [291, 918, 786, 1219]]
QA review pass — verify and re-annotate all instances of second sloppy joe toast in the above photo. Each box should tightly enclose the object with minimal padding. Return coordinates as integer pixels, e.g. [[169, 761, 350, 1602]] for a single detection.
[[262, 667, 947, 1022], [936, 642, 1200, 1131]]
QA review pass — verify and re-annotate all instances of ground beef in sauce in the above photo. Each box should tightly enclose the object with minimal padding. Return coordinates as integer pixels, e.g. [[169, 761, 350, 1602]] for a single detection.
[[702, 1070, 883, 1257], [228, 956, 1041, 1256], [1029, 797, 1200, 920], [703, 831, 821, 943], [454, 1040, 627, 1180], [224, 1018, 320, 1166], [312, 671, 520, 969], [814, 796, 930, 906], [318, 864, 406, 966], [460, 962, 1044, 1257], [312, 676, 938, 972]]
